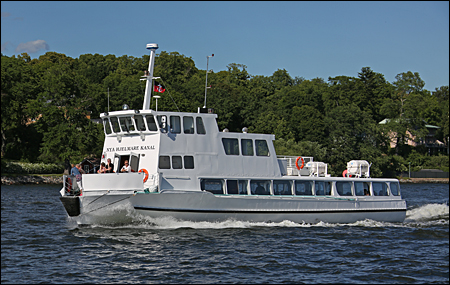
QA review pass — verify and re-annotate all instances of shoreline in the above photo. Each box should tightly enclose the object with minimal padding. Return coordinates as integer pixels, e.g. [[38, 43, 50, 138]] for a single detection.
[[1, 175, 448, 185], [1, 175, 63, 185]]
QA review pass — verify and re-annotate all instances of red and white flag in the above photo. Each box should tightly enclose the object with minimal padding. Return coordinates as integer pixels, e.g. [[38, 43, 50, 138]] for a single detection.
[[154, 83, 165, 93]]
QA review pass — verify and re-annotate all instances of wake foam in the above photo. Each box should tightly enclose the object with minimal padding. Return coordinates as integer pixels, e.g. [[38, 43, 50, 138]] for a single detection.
[[69, 203, 449, 230], [404, 203, 449, 223]]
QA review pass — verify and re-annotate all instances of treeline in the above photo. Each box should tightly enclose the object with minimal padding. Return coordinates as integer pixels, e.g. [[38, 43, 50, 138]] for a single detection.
[[1, 51, 449, 176]]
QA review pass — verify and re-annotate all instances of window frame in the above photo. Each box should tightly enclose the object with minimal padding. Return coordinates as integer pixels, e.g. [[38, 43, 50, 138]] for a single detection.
[[255, 140, 270, 156], [295, 180, 313, 196], [222, 138, 240, 155], [241, 139, 254, 156]]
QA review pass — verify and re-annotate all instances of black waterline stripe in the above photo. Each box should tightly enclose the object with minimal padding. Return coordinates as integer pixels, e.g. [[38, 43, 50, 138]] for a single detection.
[[133, 206, 406, 214]]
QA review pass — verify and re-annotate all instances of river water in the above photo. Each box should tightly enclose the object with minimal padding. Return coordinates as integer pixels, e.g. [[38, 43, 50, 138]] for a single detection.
[[1, 183, 448, 284]]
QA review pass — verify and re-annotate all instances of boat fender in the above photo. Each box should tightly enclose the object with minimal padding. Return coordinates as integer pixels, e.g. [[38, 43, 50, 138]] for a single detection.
[[295, 156, 305, 170], [139, 169, 149, 182]]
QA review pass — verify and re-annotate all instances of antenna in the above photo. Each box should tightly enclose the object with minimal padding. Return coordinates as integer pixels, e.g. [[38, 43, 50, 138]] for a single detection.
[[107, 87, 110, 112], [204, 54, 214, 108]]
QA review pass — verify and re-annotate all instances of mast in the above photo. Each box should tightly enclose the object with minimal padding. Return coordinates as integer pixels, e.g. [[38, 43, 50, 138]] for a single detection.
[[142, 43, 159, 110], [203, 54, 214, 108]]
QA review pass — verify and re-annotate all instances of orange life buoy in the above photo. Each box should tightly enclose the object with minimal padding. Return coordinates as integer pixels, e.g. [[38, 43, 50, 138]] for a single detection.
[[342, 169, 352, 178], [139, 169, 149, 182], [295, 156, 305, 170]]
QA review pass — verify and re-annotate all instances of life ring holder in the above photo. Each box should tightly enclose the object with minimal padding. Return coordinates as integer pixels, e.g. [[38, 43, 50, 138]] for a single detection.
[[65, 177, 72, 193], [295, 156, 305, 170], [342, 169, 352, 178], [139, 169, 149, 182]]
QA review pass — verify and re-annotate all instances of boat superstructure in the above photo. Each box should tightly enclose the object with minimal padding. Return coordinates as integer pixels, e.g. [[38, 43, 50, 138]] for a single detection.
[[60, 43, 407, 224]]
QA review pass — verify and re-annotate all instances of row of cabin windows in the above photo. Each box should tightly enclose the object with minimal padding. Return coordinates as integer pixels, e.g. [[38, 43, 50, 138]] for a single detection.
[[159, 155, 194, 169], [200, 179, 401, 197], [222, 138, 270, 156], [103, 115, 206, 135]]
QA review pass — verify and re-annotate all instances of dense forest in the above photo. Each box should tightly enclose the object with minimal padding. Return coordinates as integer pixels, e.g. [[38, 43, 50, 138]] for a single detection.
[[1, 51, 449, 177]]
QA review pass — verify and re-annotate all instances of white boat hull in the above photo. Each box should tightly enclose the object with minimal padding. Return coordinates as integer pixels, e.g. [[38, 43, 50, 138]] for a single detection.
[[131, 191, 407, 224]]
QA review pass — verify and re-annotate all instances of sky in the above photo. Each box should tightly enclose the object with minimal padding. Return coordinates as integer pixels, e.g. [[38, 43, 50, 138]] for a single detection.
[[1, 1, 449, 91]]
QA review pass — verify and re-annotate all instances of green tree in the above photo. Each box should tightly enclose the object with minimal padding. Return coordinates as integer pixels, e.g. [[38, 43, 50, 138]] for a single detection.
[[1, 54, 41, 160], [26, 53, 102, 163]]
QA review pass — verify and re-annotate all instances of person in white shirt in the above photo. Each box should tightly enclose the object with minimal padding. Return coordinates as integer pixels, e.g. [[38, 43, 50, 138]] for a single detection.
[[120, 160, 131, 172]]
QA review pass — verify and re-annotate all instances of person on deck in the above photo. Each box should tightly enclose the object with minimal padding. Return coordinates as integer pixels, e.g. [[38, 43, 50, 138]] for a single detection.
[[70, 163, 84, 192], [105, 158, 114, 173], [97, 162, 107, 174], [121, 160, 131, 173]]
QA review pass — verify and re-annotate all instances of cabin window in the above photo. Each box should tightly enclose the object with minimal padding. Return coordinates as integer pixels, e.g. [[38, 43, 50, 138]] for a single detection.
[[226, 180, 239, 195], [295, 181, 313, 196], [172, 156, 182, 169], [158, 156, 171, 169], [146, 115, 158, 131], [373, 182, 388, 196], [201, 179, 224, 195], [134, 115, 146, 131], [250, 180, 271, 195], [170, 116, 181, 134], [255, 140, 270, 156], [222, 138, 239, 155], [110, 117, 121, 133], [184, 156, 194, 169], [183, 116, 195, 134], [336, 181, 353, 196], [315, 181, 332, 196], [196, 117, 206, 134], [239, 180, 248, 195], [241, 139, 254, 156], [354, 181, 371, 196], [103, 118, 112, 135], [157, 115, 167, 133], [119, 116, 135, 132], [390, 182, 400, 196], [273, 180, 292, 195]]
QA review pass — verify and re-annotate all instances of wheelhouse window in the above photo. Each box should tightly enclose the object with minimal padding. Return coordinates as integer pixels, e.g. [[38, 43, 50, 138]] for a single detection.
[[119, 116, 135, 132], [146, 115, 158, 131], [273, 180, 292, 195], [255, 140, 270, 156], [250, 180, 270, 195], [158, 156, 170, 169], [315, 181, 332, 196], [170, 116, 181, 134], [183, 116, 195, 134], [172, 156, 182, 169], [196, 117, 206, 134], [103, 118, 112, 135], [157, 115, 167, 133], [295, 181, 313, 196], [354, 181, 371, 196], [336, 181, 353, 196], [184, 156, 194, 169], [134, 115, 146, 131], [390, 182, 400, 196], [201, 179, 224, 195], [110, 117, 121, 133], [222, 138, 239, 155], [373, 182, 388, 196], [241, 139, 254, 156]]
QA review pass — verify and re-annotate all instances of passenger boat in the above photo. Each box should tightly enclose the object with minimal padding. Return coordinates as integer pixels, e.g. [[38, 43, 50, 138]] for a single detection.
[[59, 43, 407, 224]]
